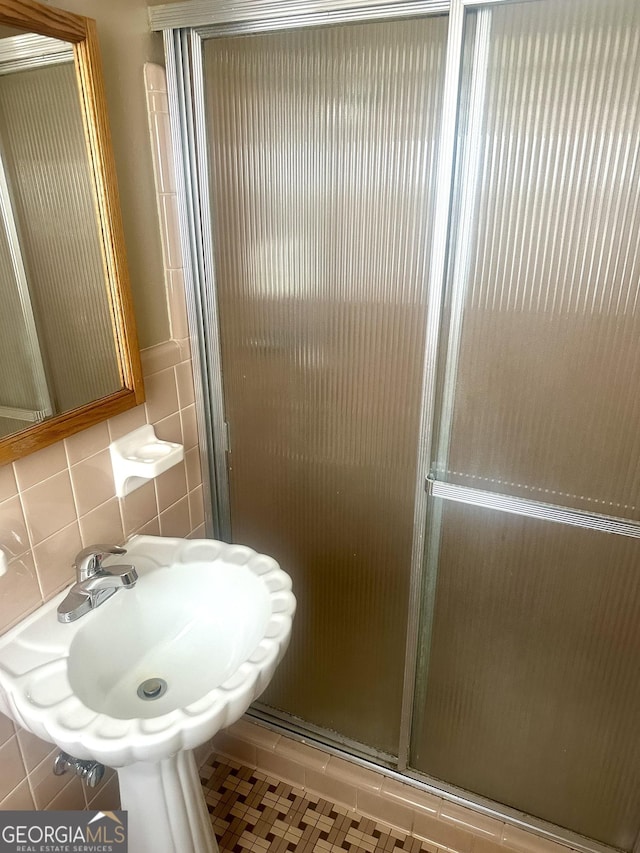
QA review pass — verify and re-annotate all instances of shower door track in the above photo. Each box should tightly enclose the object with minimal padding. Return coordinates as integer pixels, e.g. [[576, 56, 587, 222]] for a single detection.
[[247, 706, 619, 853], [156, 3, 638, 852]]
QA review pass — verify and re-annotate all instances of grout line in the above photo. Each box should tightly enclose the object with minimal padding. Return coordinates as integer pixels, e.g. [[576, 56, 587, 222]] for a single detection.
[[16, 488, 36, 556], [11, 732, 29, 793], [64, 460, 82, 535], [14, 487, 44, 600], [117, 493, 128, 541], [61, 437, 73, 472]]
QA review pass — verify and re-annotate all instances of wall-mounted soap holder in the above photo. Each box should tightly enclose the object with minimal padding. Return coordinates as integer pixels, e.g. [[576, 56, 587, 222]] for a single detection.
[[109, 424, 184, 498]]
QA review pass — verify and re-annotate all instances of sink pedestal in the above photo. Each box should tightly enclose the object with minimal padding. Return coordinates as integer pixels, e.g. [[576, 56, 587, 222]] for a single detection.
[[0, 536, 295, 853], [117, 749, 218, 853]]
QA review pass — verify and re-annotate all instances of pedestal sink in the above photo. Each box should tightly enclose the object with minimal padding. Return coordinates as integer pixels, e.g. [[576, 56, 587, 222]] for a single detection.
[[0, 535, 296, 853]]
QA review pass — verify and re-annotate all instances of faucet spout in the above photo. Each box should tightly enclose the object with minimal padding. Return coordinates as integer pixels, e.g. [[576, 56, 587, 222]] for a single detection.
[[80, 565, 138, 593], [57, 545, 138, 623]]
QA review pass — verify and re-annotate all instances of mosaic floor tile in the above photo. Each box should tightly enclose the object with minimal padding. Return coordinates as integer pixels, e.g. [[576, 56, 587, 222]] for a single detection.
[[201, 759, 437, 853]]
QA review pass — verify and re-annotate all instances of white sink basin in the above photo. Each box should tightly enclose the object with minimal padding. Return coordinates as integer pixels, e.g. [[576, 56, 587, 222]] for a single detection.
[[0, 535, 296, 853], [68, 546, 276, 725]]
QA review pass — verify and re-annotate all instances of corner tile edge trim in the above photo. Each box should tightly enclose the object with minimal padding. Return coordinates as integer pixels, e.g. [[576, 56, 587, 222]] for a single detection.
[[141, 339, 191, 375]]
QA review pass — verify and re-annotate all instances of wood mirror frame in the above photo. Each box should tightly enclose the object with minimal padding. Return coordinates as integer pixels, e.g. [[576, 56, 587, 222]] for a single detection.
[[0, 0, 144, 465]]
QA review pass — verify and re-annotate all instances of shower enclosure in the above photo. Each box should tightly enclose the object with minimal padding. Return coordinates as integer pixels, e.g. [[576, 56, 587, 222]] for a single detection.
[[156, 1, 640, 851]]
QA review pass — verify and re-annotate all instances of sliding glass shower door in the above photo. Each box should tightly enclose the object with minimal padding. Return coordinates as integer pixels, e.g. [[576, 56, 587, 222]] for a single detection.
[[412, 1, 640, 848], [201, 18, 447, 755]]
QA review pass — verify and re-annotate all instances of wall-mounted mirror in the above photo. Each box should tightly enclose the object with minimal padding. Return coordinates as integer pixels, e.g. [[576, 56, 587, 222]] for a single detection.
[[0, 0, 143, 465]]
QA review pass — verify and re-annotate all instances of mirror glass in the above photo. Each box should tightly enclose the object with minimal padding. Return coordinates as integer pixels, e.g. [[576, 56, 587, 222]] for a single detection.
[[0, 29, 122, 440]]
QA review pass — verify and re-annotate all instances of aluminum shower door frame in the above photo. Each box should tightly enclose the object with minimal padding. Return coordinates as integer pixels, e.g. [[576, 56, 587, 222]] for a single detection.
[[160, 0, 453, 773]]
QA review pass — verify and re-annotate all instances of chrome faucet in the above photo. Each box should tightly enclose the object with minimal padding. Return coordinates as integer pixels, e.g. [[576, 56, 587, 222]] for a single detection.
[[57, 544, 138, 623]]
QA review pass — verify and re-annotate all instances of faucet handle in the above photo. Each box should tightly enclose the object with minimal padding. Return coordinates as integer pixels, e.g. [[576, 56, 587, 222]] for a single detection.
[[74, 544, 126, 581]]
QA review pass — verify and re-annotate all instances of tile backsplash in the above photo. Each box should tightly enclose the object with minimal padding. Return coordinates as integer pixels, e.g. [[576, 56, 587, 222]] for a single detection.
[[0, 60, 203, 811], [0, 344, 204, 637]]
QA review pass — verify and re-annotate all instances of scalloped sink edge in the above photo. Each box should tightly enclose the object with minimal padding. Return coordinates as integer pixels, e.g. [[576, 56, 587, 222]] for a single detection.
[[0, 535, 296, 768]]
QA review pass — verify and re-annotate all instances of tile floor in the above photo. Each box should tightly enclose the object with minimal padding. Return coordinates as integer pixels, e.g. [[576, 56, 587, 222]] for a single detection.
[[201, 758, 437, 853]]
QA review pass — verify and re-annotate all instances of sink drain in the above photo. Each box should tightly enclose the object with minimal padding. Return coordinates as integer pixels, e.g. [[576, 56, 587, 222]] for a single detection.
[[137, 678, 168, 700]]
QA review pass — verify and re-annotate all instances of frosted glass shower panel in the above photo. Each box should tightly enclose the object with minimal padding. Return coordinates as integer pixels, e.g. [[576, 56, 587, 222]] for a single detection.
[[411, 501, 640, 850], [203, 17, 447, 754], [439, 0, 640, 517]]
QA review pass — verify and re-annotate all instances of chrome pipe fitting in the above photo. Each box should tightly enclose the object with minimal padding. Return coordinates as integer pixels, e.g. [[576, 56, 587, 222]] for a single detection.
[[53, 750, 105, 788]]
